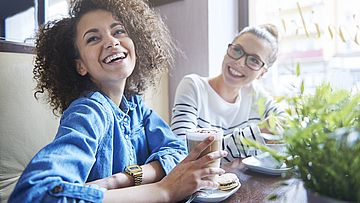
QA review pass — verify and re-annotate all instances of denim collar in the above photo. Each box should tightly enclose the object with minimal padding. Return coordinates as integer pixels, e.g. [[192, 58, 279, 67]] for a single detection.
[[119, 95, 137, 114], [98, 91, 137, 121]]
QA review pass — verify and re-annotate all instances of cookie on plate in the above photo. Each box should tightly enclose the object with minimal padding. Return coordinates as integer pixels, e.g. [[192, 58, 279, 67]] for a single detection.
[[217, 173, 239, 191]]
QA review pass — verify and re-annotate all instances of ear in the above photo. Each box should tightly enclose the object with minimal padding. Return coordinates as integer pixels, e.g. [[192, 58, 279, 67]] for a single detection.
[[75, 59, 88, 76], [256, 68, 268, 80]]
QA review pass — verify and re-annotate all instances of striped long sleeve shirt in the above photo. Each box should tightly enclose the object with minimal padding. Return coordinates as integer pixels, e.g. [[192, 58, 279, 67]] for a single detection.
[[171, 74, 286, 163]]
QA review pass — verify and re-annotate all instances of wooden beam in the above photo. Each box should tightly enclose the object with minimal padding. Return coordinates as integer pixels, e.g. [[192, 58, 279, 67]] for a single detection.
[[37, 0, 45, 26], [238, 0, 249, 31], [0, 40, 34, 54]]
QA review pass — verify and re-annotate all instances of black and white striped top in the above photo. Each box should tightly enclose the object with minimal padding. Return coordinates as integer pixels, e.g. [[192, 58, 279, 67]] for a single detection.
[[171, 74, 286, 163]]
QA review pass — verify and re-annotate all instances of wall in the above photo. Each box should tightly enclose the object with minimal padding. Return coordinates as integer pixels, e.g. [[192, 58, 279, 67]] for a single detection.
[[155, 0, 209, 120], [154, 0, 239, 120]]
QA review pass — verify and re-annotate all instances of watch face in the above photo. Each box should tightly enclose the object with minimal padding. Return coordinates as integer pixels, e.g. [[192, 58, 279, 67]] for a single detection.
[[130, 166, 140, 170], [125, 165, 142, 186]]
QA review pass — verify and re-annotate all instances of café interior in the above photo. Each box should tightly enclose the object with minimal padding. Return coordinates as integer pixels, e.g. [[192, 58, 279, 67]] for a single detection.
[[1, 0, 359, 202]]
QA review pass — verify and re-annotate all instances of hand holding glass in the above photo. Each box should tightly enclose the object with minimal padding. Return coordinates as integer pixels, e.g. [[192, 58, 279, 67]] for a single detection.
[[186, 128, 223, 187]]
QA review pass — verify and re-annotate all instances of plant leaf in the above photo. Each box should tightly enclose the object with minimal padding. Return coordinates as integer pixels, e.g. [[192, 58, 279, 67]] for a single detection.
[[301, 80, 305, 94], [267, 194, 279, 201], [296, 62, 300, 76]]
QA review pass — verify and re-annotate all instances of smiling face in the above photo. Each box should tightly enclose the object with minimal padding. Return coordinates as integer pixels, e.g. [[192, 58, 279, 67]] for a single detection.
[[221, 32, 272, 88], [75, 9, 136, 95]]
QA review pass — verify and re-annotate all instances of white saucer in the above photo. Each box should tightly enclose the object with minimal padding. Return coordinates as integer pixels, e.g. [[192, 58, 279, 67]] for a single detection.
[[242, 156, 290, 175], [194, 182, 241, 203]]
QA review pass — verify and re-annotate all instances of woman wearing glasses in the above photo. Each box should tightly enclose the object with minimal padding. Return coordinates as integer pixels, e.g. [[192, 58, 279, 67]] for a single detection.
[[171, 24, 287, 162]]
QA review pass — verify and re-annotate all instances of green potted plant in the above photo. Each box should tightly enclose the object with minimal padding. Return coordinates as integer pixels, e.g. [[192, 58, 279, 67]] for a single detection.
[[240, 64, 360, 202]]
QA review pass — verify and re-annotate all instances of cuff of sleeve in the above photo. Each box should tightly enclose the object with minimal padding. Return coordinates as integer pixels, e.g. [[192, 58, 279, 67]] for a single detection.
[[252, 125, 261, 136], [250, 125, 265, 144], [85, 184, 107, 192], [145, 148, 187, 175], [48, 182, 106, 202]]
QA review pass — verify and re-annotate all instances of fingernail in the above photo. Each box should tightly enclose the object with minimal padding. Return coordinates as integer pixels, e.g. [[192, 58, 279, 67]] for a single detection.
[[208, 135, 215, 141]]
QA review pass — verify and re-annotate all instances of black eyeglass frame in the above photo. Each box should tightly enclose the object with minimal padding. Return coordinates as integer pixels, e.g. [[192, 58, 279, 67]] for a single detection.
[[227, 44, 268, 71]]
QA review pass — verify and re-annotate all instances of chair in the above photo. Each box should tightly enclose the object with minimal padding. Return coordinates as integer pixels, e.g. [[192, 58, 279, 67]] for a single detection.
[[0, 52, 59, 203]]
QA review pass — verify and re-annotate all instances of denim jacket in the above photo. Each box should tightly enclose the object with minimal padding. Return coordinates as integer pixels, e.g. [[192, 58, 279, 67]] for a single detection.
[[9, 91, 187, 203]]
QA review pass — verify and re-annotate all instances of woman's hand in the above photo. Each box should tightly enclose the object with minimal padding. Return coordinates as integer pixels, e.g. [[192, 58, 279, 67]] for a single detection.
[[157, 135, 227, 202]]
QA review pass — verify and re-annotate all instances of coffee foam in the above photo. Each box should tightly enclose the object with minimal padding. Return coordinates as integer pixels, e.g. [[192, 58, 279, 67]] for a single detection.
[[186, 128, 223, 141]]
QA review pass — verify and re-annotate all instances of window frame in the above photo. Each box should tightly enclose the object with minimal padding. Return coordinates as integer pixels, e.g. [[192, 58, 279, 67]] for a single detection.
[[0, 0, 42, 54], [238, 0, 249, 30], [0, 40, 34, 54]]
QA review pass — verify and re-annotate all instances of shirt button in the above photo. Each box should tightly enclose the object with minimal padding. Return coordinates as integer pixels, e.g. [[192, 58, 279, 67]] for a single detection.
[[52, 185, 63, 194], [125, 134, 129, 139], [130, 156, 134, 161], [124, 117, 128, 122]]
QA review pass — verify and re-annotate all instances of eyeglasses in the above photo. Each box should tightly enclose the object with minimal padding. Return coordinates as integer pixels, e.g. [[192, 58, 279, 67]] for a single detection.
[[227, 44, 267, 71]]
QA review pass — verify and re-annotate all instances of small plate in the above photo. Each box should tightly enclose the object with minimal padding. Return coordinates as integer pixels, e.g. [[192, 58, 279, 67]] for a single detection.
[[194, 182, 241, 203], [242, 156, 290, 175]]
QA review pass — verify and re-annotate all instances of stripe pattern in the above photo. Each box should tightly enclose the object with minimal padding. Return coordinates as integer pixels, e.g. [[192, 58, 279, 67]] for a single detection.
[[170, 74, 286, 163]]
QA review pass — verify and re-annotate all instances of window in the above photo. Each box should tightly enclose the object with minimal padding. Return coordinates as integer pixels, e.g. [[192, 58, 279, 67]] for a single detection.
[[1, 0, 69, 44], [249, 0, 360, 95]]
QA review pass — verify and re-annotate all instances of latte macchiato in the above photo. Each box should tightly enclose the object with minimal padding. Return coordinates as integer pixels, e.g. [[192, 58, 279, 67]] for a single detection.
[[186, 128, 223, 187]]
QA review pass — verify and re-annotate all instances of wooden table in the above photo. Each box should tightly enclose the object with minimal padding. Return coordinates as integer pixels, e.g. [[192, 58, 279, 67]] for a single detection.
[[220, 158, 308, 203]]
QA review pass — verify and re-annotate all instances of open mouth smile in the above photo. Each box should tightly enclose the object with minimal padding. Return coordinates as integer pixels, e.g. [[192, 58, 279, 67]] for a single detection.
[[229, 66, 244, 77], [103, 52, 127, 64]]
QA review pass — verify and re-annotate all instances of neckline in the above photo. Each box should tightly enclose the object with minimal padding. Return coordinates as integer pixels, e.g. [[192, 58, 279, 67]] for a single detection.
[[201, 76, 242, 104]]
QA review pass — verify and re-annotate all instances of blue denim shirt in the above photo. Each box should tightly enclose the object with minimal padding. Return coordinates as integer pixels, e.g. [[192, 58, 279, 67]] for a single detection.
[[9, 91, 187, 203]]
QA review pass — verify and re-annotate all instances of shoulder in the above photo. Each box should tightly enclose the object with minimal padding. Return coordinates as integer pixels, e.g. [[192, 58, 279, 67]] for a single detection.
[[181, 73, 201, 84], [72, 92, 110, 108], [174, 74, 205, 104], [59, 92, 112, 138], [64, 92, 112, 119], [179, 74, 209, 89]]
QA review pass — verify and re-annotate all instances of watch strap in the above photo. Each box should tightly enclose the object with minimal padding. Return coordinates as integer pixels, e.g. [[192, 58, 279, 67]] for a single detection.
[[124, 164, 143, 186], [133, 172, 142, 186]]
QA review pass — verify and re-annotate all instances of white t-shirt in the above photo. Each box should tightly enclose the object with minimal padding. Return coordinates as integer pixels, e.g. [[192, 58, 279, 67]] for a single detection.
[[171, 74, 286, 163]]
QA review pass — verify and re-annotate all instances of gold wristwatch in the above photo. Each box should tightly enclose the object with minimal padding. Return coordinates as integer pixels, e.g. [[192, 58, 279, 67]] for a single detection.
[[124, 164, 143, 186]]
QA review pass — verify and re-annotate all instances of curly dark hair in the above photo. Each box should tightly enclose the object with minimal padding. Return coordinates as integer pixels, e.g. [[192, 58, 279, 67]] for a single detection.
[[33, 0, 177, 116]]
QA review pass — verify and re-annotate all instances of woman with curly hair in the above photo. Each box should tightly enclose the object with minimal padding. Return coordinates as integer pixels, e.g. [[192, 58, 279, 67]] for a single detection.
[[8, 0, 227, 202]]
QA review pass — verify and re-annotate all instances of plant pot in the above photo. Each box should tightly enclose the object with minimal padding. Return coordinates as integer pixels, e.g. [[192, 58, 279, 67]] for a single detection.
[[307, 189, 350, 203]]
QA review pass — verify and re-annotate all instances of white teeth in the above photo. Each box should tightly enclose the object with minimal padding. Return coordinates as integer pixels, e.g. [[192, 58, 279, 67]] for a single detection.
[[104, 53, 126, 63], [229, 67, 243, 77]]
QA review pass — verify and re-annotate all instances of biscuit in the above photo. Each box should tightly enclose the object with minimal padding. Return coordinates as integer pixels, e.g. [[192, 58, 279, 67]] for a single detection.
[[217, 173, 239, 191]]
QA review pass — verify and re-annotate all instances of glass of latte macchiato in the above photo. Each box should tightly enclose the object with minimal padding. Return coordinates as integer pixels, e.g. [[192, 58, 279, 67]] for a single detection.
[[186, 128, 223, 187]]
